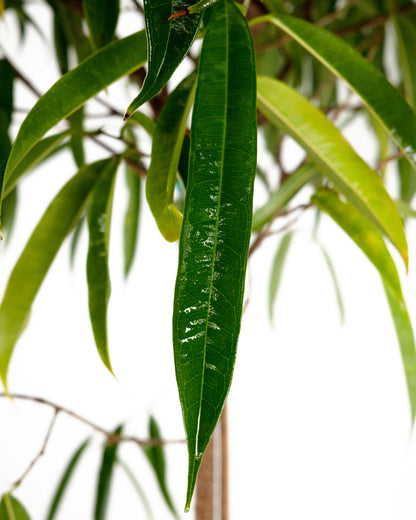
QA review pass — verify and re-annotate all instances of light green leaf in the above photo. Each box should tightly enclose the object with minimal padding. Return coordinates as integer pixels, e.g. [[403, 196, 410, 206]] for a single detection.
[[268, 232, 293, 323], [252, 13, 416, 172], [1, 30, 146, 200], [95, 425, 122, 520], [117, 458, 154, 520], [316, 240, 345, 325], [0, 160, 105, 390], [252, 162, 319, 232], [142, 417, 178, 519], [87, 156, 120, 373], [0, 495, 30, 520], [46, 438, 91, 520], [257, 76, 408, 267], [83, 0, 119, 50], [68, 108, 85, 168], [123, 166, 141, 277], [173, 0, 257, 509], [312, 188, 416, 418], [146, 72, 196, 242]]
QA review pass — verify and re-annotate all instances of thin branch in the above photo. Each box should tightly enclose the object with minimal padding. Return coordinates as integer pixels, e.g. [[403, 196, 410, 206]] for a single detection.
[[0, 393, 184, 447]]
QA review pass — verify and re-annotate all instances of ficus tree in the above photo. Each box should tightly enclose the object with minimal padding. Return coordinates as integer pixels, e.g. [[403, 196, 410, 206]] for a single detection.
[[1, 0, 416, 518]]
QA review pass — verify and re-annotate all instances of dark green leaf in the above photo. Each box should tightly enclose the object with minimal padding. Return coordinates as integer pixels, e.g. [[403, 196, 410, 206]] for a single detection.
[[268, 232, 293, 323], [95, 425, 123, 520], [142, 417, 178, 518], [0, 187, 18, 242], [252, 14, 416, 172], [83, 0, 119, 49], [0, 495, 30, 520], [69, 213, 85, 267], [87, 156, 120, 373], [312, 188, 416, 418], [46, 438, 90, 520], [124, 0, 200, 117], [0, 59, 14, 130], [173, 0, 257, 509], [127, 111, 156, 137], [0, 160, 105, 390], [257, 76, 408, 267], [146, 72, 196, 242], [2, 30, 146, 199], [393, 12, 416, 109], [123, 165, 141, 277], [68, 108, 85, 168]]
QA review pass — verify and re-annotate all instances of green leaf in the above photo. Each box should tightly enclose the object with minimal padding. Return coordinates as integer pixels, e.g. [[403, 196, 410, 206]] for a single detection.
[[257, 76, 408, 267], [4, 131, 70, 198], [0, 187, 18, 241], [0, 160, 105, 390], [83, 0, 119, 50], [0, 59, 14, 130], [173, 0, 257, 509], [87, 156, 120, 373], [268, 232, 293, 323], [68, 108, 85, 168], [146, 72, 196, 242], [0, 495, 30, 520], [123, 166, 141, 277], [127, 111, 156, 137], [2, 30, 146, 199], [317, 242, 345, 325], [95, 425, 122, 520], [142, 417, 178, 518], [312, 188, 416, 418], [252, 14, 416, 172], [393, 12, 416, 109], [252, 162, 319, 232], [117, 458, 154, 520], [124, 0, 201, 117], [46, 438, 90, 520]]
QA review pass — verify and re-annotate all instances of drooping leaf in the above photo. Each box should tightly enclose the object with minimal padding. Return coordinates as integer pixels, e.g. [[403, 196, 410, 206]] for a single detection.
[[252, 162, 319, 232], [46, 438, 91, 520], [257, 76, 408, 266], [0, 495, 30, 520], [116, 459, 154, 520], [316, 242, 345, 325], [251, 14, 416, 172], [83, 0, 119, 50], [142, 417, 178, 518], [123, 165, 141, 277], [124, 0, 201, 118], [268, 232, 293, 323], [87, 156, 120, 373], [3, 131, 70, 197], [173, 0, 257, 509], [1, 30, 147, 201], [146, 72, 196, 242], [312, 188, 416, 418], [95, 425, 123, 520], [0, 160, 105, 390]]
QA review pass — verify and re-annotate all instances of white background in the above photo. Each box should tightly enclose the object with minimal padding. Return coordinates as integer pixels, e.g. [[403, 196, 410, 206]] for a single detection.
[[1, 2, 416, 519]]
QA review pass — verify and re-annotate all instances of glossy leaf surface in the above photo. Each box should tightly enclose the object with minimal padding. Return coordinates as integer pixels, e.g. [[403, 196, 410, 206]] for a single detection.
[[2, 30, 146, 196], [146, 72, 195, 242], [95, 425, 122, 520], [173, 0, 257, 509], [87, 156, 120, 373], [312, 188, 416, 417], [46, 439, 90, 520], [123, 166, 141, 277], [253, 14, 416, 172], [124, 0, 200, 117], [142, 417, 178, 518], [0, 160, 104, 389], [83, 0, 119, 49], [257, 76, 408, 266], [0, 495, 30, 520], [269, 232, 293, 323]]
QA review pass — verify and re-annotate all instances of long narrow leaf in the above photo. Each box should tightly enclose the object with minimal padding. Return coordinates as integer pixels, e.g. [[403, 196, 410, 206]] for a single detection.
[[142, 417, 178, 518], [124, 0, 200, 117], [312, 188, 416, 418], [0, 160, 105, 389], [393, 12, 416, 109], [95, 425, 123, 520], [83, 0, 119, 50], [117, 458, 154, 520], [268, 232, 293, 323], [46, 438, 90, 520], [257, 76, 408, 266], [252, 14, 416, 172], [146, 72, 196, 242], [0, 495, 30, 520], [87, 156, 120, 373], [123, 166, 141, 277], [173, 0, 257, 509], [2, 30, 146, 197]]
